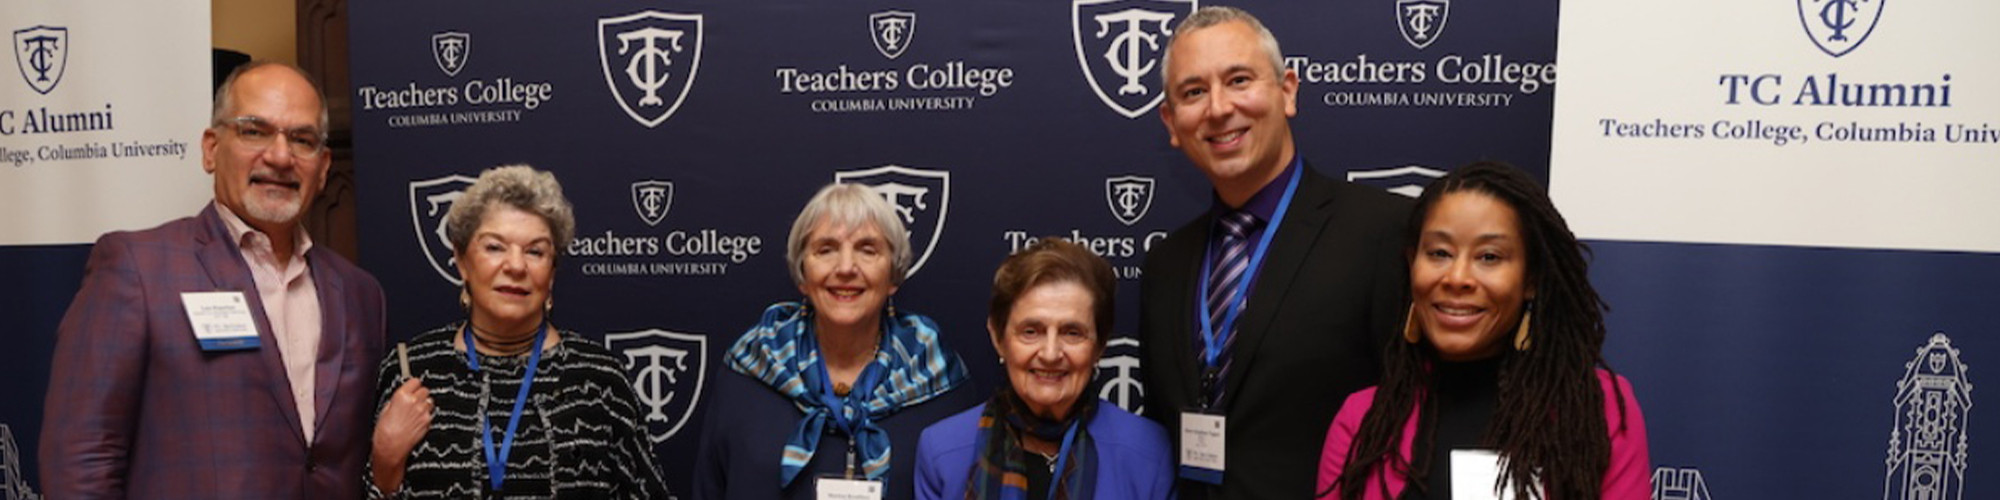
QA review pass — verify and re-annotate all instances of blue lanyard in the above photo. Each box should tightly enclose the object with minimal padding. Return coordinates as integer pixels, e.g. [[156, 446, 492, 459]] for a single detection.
[[1046, 419, 1082, 500], [462, 322, 549, 492], [1195, 163, 1303, 369]]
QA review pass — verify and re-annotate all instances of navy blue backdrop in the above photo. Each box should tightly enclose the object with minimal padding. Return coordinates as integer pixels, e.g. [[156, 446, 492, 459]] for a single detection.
[[18, 1, 1986, 500], [345, 0, 1558, 495]]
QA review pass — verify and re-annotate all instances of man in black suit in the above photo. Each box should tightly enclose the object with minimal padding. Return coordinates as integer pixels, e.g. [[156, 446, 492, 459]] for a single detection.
[[1141, 7, 1413, 499]]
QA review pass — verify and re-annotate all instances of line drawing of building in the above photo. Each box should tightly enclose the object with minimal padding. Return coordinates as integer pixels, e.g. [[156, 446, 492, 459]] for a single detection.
[[1884, 332, 1972, 500], [1651, 465, 1712, 500], [0, 424, 41, 500]]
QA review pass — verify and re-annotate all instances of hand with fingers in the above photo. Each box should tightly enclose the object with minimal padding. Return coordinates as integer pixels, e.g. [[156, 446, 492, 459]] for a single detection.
[[371, 377, 434, 494]]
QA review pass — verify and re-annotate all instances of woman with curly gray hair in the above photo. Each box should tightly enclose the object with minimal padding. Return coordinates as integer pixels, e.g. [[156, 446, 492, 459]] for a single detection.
[[366, 165, 671, 498]]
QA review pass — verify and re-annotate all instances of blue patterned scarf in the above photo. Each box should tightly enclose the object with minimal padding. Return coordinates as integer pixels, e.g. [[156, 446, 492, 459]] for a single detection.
[[727, 302, 970, 487]]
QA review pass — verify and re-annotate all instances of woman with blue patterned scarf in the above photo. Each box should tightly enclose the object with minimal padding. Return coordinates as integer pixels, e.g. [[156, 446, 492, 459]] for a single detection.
[[695, 182, 976, 500], [913, 239, 1176, 500]]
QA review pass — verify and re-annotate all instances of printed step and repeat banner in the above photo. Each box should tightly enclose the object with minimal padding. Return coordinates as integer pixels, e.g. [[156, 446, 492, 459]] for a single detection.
[[349, 0, 1556, 494], [0, 1, 210, 498], [1553, 0, 1995, 499]]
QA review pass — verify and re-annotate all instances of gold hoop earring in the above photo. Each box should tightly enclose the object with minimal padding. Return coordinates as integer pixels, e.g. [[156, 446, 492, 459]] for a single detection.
[[544, 297, 553, 316], [1513, 309, 1533, 351], [1403, 303, 1421, 344], [458, 287, 470, 311]]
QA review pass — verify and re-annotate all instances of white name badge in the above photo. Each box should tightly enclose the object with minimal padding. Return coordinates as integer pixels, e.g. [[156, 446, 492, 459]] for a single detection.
[[1450, 449, 1541, 500], [814, 477, 883, 500], [1179, 412, 1226, 473], [180, 291, 261, 351]]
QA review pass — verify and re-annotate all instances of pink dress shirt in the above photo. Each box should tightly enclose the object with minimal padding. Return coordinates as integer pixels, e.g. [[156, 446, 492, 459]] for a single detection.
[[216, 202, 323, 441]]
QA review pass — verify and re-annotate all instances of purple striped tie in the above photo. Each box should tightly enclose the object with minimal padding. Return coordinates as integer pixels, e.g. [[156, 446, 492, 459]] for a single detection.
[[1203, 210, 1260, 404]]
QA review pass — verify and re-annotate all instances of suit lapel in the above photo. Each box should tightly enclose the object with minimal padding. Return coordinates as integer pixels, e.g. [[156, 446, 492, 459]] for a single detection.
[[192, 205, 308, 445], [1170, 211, 1216, 407], [308, 248, 348, 445], [1220, 166, 1338, 407]]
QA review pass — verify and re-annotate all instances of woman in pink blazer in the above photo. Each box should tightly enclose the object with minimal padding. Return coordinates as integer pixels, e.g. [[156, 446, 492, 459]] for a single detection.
[[1317, 162, 1650, 500]]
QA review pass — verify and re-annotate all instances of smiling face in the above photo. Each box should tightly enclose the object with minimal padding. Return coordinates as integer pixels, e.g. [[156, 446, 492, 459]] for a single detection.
[[202, 65, 329, 232], [1159, 20, 1299, 206], [992, 281, 1102, 421], [798, 219, 899, 334], [1411, 191, 1533, 361], [456, 205, 556, 333]]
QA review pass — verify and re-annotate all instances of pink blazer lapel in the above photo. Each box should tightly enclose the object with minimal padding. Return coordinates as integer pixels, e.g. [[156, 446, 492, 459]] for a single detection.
[[307, 252, 350, 444], [191, 205, 309, 445]]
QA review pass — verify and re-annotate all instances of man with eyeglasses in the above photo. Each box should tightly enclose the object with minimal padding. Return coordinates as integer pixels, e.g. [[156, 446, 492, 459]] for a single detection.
[[40, 62, 387, 499]]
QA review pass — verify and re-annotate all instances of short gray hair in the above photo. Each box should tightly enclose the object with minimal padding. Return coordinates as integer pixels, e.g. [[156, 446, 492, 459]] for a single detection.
[[444, 165, 576, 258], [211, 61, 331, 132], [1159, 6, 1288, 96], [786, 182, 913, 287]]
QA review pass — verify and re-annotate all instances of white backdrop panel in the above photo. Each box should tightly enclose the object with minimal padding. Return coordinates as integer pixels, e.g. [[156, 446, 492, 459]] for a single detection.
[[0, 1, 210, 246], [1549, 0, 1999, 253]]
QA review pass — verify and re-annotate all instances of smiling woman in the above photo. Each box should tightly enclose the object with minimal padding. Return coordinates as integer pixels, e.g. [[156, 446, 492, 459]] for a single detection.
[[697, 182, 975, 500], [364, 165, 672, 498], [1317, 162, 1651, 500], [912, 239, 1175, 500]]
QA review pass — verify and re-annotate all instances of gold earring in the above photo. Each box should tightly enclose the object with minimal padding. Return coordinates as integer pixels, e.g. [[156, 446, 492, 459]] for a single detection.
[[458, 287, 470, 310], [1513, 310, 1533, 351], [1403, 303, 1421, 344], [544, 297, 553, 315]]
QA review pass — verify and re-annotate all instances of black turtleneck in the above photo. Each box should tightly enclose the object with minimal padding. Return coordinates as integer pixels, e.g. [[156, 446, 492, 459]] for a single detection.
[[1403, 355, 1503, 500]]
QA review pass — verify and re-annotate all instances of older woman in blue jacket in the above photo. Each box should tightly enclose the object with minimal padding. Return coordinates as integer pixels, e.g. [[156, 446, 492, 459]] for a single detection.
[[914, 239, 1175, 500]]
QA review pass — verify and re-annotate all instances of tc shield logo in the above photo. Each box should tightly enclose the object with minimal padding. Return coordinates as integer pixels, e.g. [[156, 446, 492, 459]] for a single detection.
[[598, 11, 704, 128], [1396, 0, 1449, 50], [1073, 0, 1193, 119], [631, 180, 674, 227], [432, 31, 470, 77], [834, 165, 950, 278], [1105, 175, 1155, 226], [1096, 337, 1145, 415], [605, 329, 708, 443], [870, 10, 917, 60], [408, 174, 477, 285], [13, 25, 68, 95], [1799, 0, 1884, 58], [1347, 165, 1446, 198]]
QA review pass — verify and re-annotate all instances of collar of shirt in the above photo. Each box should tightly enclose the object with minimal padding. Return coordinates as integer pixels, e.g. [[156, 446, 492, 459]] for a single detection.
[[213, 200, 314, 275], [1209, 155, 1302, 225]]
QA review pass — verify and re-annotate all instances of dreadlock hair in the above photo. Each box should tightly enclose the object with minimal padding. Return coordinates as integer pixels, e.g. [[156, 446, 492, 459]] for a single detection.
[[1324, 161, 1626, 500]]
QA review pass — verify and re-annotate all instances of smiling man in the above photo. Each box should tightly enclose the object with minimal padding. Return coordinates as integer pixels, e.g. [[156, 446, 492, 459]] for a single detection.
[[1138, 7, 1415, 499], [40, 62, 387, 499]]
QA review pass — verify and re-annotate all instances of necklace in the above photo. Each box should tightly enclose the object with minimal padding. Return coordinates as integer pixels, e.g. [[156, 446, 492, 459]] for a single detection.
[[468, 321, 539, 356], [828, 334, 882, 398], [1033, 449, 1058, 473]]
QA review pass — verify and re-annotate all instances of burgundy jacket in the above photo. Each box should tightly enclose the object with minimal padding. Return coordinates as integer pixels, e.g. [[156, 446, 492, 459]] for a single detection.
[[41, 205, 387, 499]]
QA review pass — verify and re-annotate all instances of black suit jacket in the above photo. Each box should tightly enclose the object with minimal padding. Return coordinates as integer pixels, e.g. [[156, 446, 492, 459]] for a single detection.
[[1140, 163, 1412, 499]]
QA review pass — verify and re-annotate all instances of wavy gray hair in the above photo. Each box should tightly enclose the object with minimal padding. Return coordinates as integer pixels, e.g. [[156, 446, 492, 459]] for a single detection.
[[1158, 6, 1288, 97], [444, 165, 576, 258], [786, 182, 913, 287]]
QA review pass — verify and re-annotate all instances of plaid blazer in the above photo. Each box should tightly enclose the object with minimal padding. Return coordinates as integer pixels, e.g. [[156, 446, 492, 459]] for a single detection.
[[40, 204, 387, 499]]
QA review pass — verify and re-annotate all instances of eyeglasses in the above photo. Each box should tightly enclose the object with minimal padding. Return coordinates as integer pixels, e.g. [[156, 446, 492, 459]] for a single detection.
[[214, 116, 326, 160]]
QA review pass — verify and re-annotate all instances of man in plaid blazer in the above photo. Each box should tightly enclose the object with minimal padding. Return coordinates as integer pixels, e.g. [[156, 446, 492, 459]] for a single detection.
[[40, 62, 386, 499]]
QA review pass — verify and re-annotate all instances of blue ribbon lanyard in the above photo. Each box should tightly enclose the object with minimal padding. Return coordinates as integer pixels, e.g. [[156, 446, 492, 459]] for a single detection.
[[1046, 419, 1082, 500], [463, 322, 550, 492], [1195, 164, 1303, 369]]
